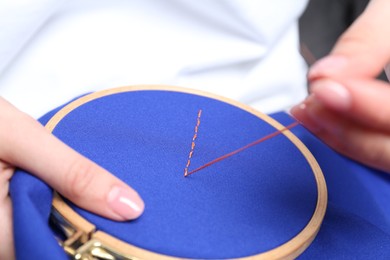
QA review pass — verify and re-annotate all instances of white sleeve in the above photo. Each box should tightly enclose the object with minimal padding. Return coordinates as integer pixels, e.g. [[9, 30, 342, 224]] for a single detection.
[[0, 0, 64, 75]]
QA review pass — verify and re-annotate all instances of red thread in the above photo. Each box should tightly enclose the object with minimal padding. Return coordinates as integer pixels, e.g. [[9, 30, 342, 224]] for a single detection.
[[184, 110, 202, 177], [186, 121, 300, 176]]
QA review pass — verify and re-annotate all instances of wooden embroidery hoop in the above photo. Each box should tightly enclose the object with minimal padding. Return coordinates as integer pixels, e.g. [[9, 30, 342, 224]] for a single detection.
[[47, 85, 327, 260]]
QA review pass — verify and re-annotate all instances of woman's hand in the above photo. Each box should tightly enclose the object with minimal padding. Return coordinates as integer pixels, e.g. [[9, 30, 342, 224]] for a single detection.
[[0, 97, 144, 259], [291, 0, 390, 172]]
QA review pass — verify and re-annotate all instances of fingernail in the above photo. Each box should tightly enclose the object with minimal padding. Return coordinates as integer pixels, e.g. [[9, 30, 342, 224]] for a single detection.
[[311, 79, 351, 111], [290, 98, 321, 133], [290, 102, 307, 121], [107, 186, 144, 220], [308, 55, 348, 80]]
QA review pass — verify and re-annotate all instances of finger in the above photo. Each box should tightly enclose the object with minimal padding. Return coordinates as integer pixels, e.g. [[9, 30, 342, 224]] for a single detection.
[[290, 95, 325, 135], [0, 97, 144, 221], [308, 78, 390, 131], [309, 0, 390, 80], [0, 161, 15, 260], [291, 97, 390, 172]]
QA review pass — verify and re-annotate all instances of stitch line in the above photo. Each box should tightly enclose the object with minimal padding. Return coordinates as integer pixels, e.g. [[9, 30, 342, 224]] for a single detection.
[[186, 121, 300, 176], [184, 109, 202, 177]]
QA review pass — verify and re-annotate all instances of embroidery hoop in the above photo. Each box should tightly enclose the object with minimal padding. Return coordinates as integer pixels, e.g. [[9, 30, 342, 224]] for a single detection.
[[47, 85, 327, 259]]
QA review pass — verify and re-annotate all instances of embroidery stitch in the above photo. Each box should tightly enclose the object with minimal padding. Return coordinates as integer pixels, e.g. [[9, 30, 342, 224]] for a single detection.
[[184, 109, 202, 177]]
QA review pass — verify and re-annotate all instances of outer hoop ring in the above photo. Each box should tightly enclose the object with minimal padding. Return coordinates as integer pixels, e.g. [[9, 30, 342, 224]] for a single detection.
[[47, 85, 327, 259]]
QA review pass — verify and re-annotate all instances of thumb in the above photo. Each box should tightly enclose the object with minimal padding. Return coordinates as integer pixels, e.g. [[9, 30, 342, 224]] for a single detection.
[[0, 97, 144, 221], [308, 0, 390, 80]]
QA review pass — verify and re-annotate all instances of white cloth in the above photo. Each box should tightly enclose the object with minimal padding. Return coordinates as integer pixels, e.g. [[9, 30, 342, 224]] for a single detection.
[[0, 0, 308, 118]]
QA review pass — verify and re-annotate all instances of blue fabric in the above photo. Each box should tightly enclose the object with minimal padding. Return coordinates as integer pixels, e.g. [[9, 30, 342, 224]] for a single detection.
[[10, 90, 390, 259], [271, 114, 390, 259]]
